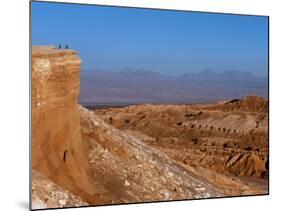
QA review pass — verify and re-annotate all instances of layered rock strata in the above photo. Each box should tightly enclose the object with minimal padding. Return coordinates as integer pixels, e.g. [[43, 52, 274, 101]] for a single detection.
[[32, 46, 99, 206], [32, 46, 226, 209]]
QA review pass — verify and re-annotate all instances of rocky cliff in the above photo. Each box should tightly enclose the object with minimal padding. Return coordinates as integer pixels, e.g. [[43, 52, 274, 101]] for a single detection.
[[32, 46, 101, 206], [31, 46, 225, 208], [32, 46, 267, 209]]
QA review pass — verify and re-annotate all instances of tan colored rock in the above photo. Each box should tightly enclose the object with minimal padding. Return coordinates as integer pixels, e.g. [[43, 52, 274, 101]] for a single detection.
[[32, 46, 268, 209], [32, 46, 225, 209], [32, 46, 102, 205], [32, 170, 87, 209], [94, 97, 268, 194], [194, 95, 268, 113], [80, 106, 223, 202]]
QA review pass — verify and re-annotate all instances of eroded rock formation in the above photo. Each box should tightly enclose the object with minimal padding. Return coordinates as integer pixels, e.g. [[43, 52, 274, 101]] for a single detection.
[[32, 46, 230, 209], [32, 46, 100, 206], [94, 98, 269, 195], [80, 106, 223, 203]]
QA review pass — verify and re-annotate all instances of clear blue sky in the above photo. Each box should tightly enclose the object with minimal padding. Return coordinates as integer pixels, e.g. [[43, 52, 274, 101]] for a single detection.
[[32, 1, 268, 76]]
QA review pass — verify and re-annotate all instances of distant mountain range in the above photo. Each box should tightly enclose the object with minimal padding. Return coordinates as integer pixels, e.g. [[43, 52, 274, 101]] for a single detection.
[[79, 68, 268, 106]]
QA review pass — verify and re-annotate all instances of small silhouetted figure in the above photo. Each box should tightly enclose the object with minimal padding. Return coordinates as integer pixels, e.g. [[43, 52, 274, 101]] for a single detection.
[[58, 44, 62, 49], [65, 44, 69, 49]]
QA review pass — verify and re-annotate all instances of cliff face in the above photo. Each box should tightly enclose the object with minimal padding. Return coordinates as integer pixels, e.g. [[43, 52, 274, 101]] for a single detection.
[[32, 46, 227, 209], [32, 46, 267, 209], [31, 46, 99, 205]]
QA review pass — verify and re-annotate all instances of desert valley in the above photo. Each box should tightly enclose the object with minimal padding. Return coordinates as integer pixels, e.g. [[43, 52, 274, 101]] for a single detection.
[[31, 46, 268, 209], [93, 96, 268, 195]]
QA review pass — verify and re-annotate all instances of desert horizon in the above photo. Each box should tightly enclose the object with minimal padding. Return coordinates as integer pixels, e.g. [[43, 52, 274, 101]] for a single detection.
[[79, 68, 268, 106], [81, 95, 268, 110]]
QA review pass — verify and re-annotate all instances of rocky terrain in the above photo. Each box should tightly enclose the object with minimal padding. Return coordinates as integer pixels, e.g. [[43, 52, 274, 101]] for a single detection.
[[80, 106, 223, 204], [32, 170, 88, 209], [32, 46, 101, 206], [94, 96, 269, 195], [31, 46, 268, 210]]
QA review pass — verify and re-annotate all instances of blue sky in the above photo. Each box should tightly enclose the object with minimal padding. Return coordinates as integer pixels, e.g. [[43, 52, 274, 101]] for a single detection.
[[32, 1, 268, 76]]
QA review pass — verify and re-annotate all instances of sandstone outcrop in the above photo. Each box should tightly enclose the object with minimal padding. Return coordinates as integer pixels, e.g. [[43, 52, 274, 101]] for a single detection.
[[32, 46, 229, 209], [32, 46, 101, 207]]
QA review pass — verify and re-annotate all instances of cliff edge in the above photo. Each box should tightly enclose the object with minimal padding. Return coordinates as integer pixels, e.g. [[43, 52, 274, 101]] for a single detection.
[[32, 46, 102, 206], [32, 46, 232, 209]]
